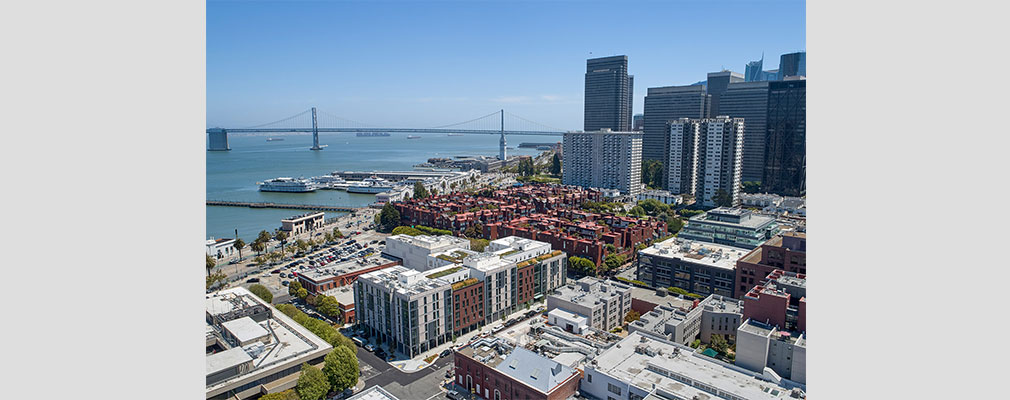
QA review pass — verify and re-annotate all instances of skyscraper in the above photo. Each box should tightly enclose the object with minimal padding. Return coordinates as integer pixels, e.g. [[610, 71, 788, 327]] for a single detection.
[[745, 56, 764, 82], [719, 81, 771, 183], [642, 85, 710, 165], [707, 70, 745, 117], [779, 51, 806, 78], [562, 130, 643, 196], [584, 56, 632, 132], [627, 75, 635, 131], [665, 118, 744, 207], [764, 80, 805, 197]]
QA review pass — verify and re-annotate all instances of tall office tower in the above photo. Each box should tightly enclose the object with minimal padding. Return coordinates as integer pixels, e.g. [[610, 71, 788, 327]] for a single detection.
[[665, 118, 699, 195], [584, 55, 632, 131], [707, 70, 745, 117], [779, 51, 806, 78], [695, 117, 745, 207], [627, 75, 635, 130], [764, 80, 806, 196], [562, 130, 643, 196], [642, 85, 710, 164], [719, 81, 771, 183], [745, 57, 764, 82], [632, 114, 644, 131]]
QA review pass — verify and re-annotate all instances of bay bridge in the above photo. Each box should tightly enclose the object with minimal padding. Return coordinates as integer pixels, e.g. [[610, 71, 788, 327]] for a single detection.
[[207, 107, 569, 151]]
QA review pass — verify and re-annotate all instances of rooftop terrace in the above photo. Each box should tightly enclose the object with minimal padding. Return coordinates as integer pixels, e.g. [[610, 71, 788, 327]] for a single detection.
[[640, 238, 749, 270]]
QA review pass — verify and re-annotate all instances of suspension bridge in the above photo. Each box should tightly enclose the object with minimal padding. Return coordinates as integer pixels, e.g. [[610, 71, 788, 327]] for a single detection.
[[207, 108, 569, 151]]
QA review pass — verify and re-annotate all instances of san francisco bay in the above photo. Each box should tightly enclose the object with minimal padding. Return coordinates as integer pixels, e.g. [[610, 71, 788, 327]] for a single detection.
[[206, 132, 553, 242]]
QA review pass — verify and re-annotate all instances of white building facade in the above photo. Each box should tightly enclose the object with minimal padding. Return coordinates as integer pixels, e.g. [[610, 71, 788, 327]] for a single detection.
[[562, 129, 643, 196]]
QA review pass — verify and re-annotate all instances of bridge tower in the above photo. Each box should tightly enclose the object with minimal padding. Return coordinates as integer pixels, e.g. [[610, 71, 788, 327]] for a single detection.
[[499, 109, 507, 161], [310, 107, 324, 150], [207, 128, 230, 151]]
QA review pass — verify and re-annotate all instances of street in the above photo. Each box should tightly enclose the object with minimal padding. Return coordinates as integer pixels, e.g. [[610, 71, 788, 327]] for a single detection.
[[357, 346, 454, 400]]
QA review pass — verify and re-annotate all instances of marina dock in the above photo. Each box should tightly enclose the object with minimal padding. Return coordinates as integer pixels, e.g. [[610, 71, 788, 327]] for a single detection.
[[206, 200, 359, 212]]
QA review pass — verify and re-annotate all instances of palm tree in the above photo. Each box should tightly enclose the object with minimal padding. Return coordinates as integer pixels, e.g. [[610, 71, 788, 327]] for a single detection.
[[233, 238, 246, 260], [275, 231, 289, 252], [206, 254, 216, 277]]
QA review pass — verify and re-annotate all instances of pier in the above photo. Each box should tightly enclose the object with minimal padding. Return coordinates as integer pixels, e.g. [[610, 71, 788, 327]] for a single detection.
[[206, 200, 359, 212]]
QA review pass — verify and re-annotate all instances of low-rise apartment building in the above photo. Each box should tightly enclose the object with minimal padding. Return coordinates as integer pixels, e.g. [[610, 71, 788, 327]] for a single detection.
[[637, 237, 749, 298], [736, 319, 807, 385], [453, 338, 581, 400], [546, 277, 632, 332], [743, 269, 806, 333], [628, 294, 742, 345], [735, 232, 806, 297]]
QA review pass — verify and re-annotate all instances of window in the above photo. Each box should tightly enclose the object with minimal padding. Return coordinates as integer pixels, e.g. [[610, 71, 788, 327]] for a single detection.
[[587, 373, 592, 383], [608, 383, 622, 395]]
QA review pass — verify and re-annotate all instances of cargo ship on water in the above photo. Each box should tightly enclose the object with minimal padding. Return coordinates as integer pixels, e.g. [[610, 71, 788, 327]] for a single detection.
[[407, 135, 422, 139], [266, 137, 285, 142]]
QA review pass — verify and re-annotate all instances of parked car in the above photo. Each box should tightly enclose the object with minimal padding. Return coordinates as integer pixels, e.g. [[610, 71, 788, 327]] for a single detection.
[[375, 348, 386, 359], [446, 390, 463, 400], [246, 278, 260, 283], [281, 280, 289, 286], [440, 349, 451, 358], [364, 344, 376, 352]]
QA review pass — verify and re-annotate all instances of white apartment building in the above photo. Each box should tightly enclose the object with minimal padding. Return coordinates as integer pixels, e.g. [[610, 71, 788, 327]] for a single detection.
[[547, 277, 632, 332], [562, 129, 643, 196], [464, 253, 518, 324], [637, 189, 684, 205], [382, 234, 470, 271], [736, 319, 807, 385], [354, 266, 453, 358], [665, 117, 744, 207]]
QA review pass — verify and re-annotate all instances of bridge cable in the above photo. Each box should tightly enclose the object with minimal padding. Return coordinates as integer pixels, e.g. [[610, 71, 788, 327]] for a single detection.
[[238, 109, 313, 129]]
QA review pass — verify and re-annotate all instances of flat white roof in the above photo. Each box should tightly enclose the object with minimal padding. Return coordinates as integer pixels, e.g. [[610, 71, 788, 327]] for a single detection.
[[206, 347, 252, 376], [592, 332, 799, 399], [548, 308, 588, 323], [640, 238, 748, 270], [221, 316, 268, 343]]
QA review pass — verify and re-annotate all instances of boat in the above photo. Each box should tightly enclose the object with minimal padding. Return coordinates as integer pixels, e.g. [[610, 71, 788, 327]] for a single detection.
[[357, 132, 390, 137], [266, 137, 285, 142], [346, 176, 396, 194], [312, 175, 352, 190], [447, 133, 464, 137], [257, 177, 319, 193], [407, 135, 422, 139]]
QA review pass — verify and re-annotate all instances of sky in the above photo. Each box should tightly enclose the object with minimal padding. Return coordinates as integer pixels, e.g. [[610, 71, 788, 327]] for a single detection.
[[207, 0, 805, 130]]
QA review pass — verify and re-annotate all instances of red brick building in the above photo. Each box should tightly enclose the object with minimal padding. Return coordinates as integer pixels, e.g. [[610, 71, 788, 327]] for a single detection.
[[295, 254, 401, 294], [453, 338, 581, 400], [742, 269, 806, 333], [452, 278, 485, 335], [735, 232, 806, 297]]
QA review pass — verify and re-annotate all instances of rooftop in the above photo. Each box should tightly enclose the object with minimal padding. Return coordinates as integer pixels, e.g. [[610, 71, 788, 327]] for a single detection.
[[459, 338, 579, 395], [386, 234, 469, 250], [347, 385, 401, 400], [640, 238, 749, 271], [591, 332, 801, 399], [689, 207, 777, 229], [206, 287, 332, 395], [282, 211, 325, 222], [549, 277, 630, 306], [358, 265, 450, 297], [221, 316, 269, 344], [629, 286, 695, 310]]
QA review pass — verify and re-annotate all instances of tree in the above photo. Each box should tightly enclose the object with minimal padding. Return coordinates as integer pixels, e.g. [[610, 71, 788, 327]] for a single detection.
[[709, 334, 729, 355], [629, 206, 646, 217], [603, 254, 627, 274], [205, 254, 216, 276], [257, 230, 272, 244], [275, 231, 289, 250], [250, 241, 265, 255], [317, 295, 340, 317], [568, 256, 596, 277], [469, 238, 489, 252], [638, 199, 669, 216], [233, 238, 246, 260], [413, 181, 429, 199], [430, 187, 439, 196], [288, 280, 303, 296], [605, 244, 617, 254], [741, 181, 762, 194], [332, 227, 343, 238], [391, 226, 422, 236], [712, 189, 733, 207], [296, 363, 330, 400], [260, 390, 298, 400], [379, 203, 401, 232], [296, 288, 308, 299], [550, 152, 561, 176], [463, 224, 482, 239], [641, 160, 664, 189], [666, 216, 684, 234], [323, 346, 360, 392], [624, 310, 641, 324], [248, 284, 273, 303]]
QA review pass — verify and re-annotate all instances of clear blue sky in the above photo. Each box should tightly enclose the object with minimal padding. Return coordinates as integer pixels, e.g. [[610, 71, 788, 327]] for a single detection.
[[208, 0, 805, 129]]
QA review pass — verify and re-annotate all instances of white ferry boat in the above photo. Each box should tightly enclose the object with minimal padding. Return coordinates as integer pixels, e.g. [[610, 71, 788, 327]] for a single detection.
[[257, 177, 319, 193], [346, 176, 396, 194], [312, 175, 352, 190]]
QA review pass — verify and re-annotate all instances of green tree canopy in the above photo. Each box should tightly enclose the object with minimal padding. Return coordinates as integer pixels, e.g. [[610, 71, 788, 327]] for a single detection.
[[332, 227, 343, 238], [379, 203, 401, 232], [568, 256, 597, 277], [625, 309, 641, 323], [469, 238, 489, 252], [296, 288, 308, 299], [550, 152, 561, 176], [637, 198, 669, 216], [248, 284, 273, 304], [296, 363, 330, 400], [741, 181, 762, 194], [233, 238, 246, 259], [288, 280, 303, 296], [259, 389, 299, 400], [712, 189, 733, 207], [257, 230, 272, 244], [206, 254, 216, 276], [391, 226, 422, 236], [323, 346, 360, 392], [641, 160, 664, 189], [413, 181, 430, 199], [275, 230, 289, 242], [666, 216, 684, 234], [629, 206, 646, 217], [605, 244, 617, 254], [251, 241, 266, 255], [316, 295, 340, 317], [603, 254, 627, 273]]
